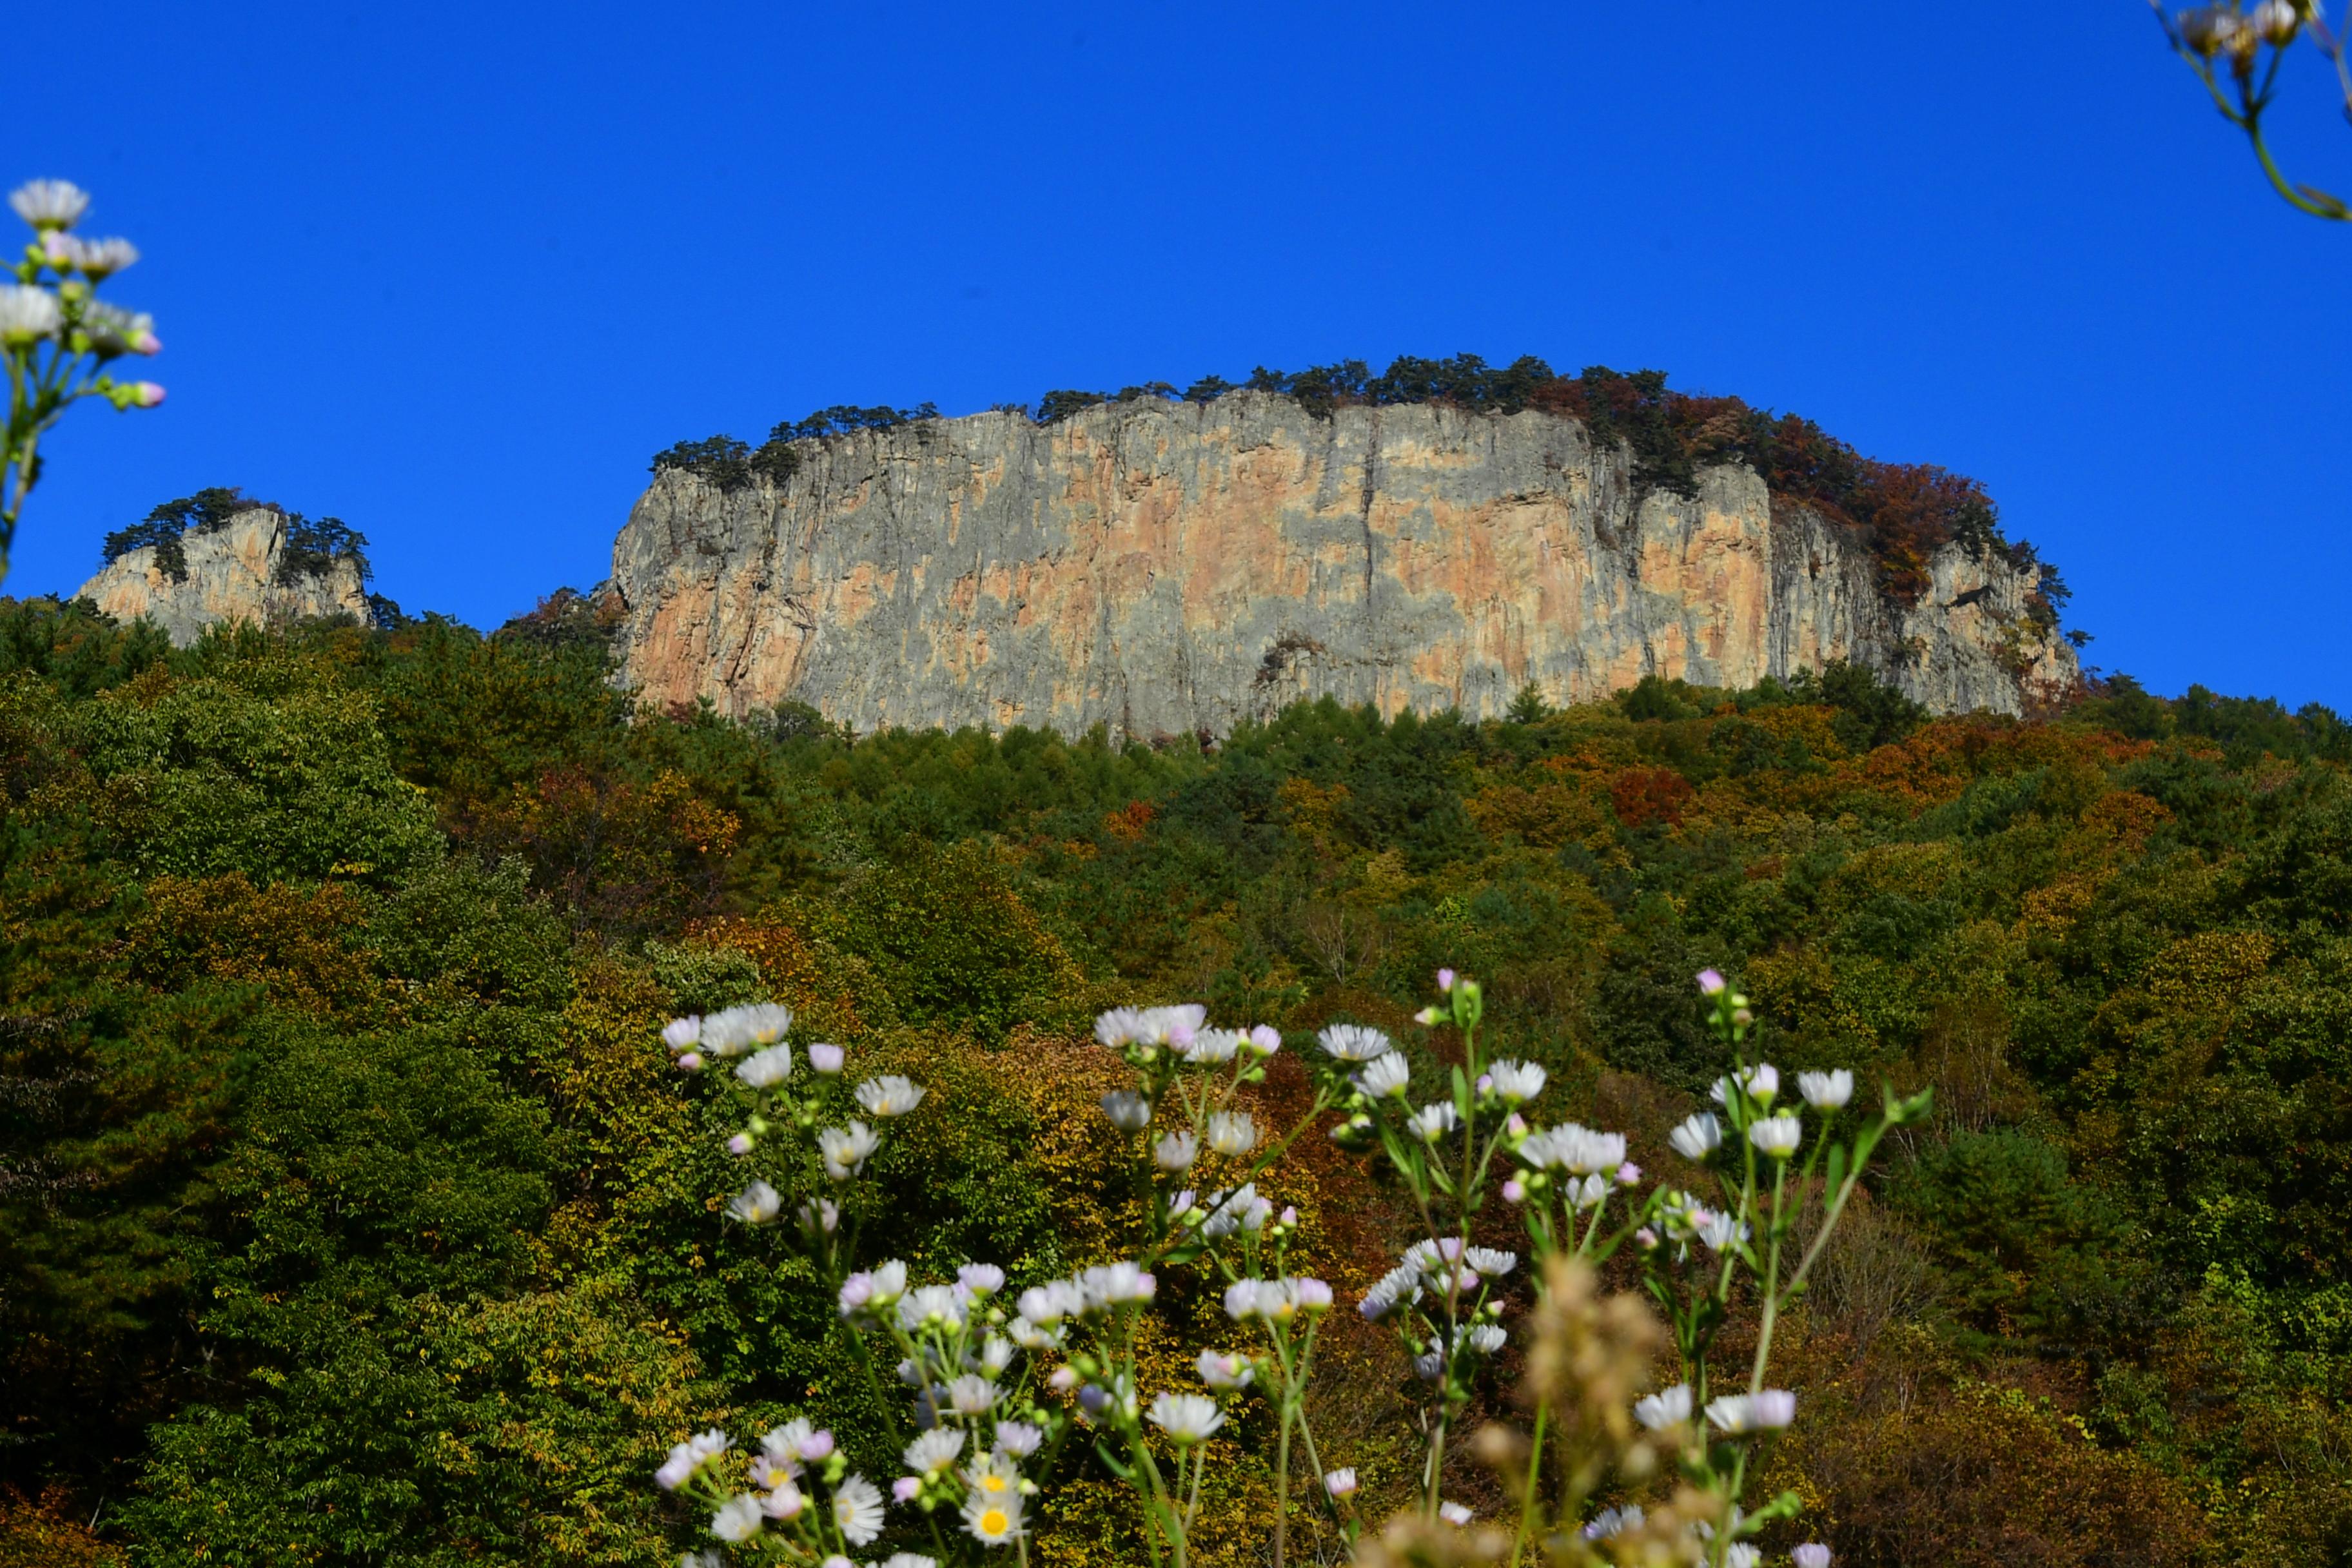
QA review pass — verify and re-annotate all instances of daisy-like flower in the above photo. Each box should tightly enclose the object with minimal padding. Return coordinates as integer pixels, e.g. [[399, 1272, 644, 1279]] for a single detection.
[[1099, 1091, 1153, 1132], [1358, 1262, 1423, 1321], [10, 179, 89, 230], [965, 1452, 1020, 1508], [1466, 1324, 1507, 1355], [904, 1427, 965, 1475], [961, 1487, 1024, 1546], [877, 1556, 941, 1568], [1224, 1279, 1271, 1320], [1793, 1545, 1832, 1568], [977, 1335, 1015, 1377], [1324, 1467, 1358, 1498], [1668, 1111, 1722, 1159], [1747, 1114, 1803, 1158], [760, 1481, 807, 1520], [1205, 1110, 1257, 1156], [957, 1262, 1005, 1296], [69, 235, 138, 280], [1725, 1545, 1760, 1568], [654, 1428, 732, 1489], [1705, 1390, 1796, 1433], [761, 1417, 823, 1464], [1245, 1024, 1282, 1057], [947, 1375, 999, 1416], [727, 1180, 782, 1224], [1571, 1173, 1610, 1210], [992, 1420, 1043, 1458], [736, 1044, 793, 1088], [1317, 1023, 1394, 1062], [1078, 1261, 1155, 1309], [1633, 1384, 1692, 1430], [1411, 1102, 1460, 1142], [1439, 1502, 1474, 1525], [1182, 1027, 1246, 1064], [1197, 1349, 1253, 1389], [1294, 1277, 1333, 1312], [807, 1043, 845, 1073], [1146, 1392, 1225, 1444], [1353, 1050, 1411, 1098], [1696, 968, 1727, 995], [1153, 1130, 1199, 1171], [1516, 1123, 1624, 1175], [1486, 1059, 1547, 1105], [857, 1075, 926, 1117], [1016, 1281, 1083, 1325], [711, 1493, 764, 1542], [897, 1285, 966, 1332], [819, 1121, 881, 1180], [1584, 1504, 1645, 1540], [1465, 1247, 1517, 1277], [1696, 1210, 1750, 1252], [1798, 1069, 1854, 1110], [0, 286, 62, 346], [1007, 1315, 1057, 1350], [662, 1015, 701, 1052], [1710, 1062, 1779, 1108], [831, 1473, 887, 1545]]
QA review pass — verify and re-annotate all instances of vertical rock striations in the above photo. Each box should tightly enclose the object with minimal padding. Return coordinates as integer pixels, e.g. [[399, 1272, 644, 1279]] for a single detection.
[[608, 392, 2077, 736], [74, 507, 374, 647]]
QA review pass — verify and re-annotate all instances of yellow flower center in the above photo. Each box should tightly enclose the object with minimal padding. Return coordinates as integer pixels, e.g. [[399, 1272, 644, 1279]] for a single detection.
[[980, 1474, 1009, 1493], [981, 1508, 1010, 1535]]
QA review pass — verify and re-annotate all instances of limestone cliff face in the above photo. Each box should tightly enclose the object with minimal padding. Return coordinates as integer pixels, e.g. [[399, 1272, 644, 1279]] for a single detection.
[[75, 508, 373, 647], [610, 393, 2075, 737]]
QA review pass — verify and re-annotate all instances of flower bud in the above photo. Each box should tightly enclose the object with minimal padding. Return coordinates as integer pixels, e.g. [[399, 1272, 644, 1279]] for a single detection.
[[726, 1133, 754, 1155], [677, 1052, 703, 1072]]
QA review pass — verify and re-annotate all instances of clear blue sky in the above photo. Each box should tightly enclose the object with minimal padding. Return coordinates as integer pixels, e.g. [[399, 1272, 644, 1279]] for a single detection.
[[10, 1, 2348, 709]]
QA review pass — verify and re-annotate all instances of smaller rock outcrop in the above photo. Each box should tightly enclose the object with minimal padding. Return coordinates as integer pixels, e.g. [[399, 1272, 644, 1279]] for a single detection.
[[75, 507, 373, 647]]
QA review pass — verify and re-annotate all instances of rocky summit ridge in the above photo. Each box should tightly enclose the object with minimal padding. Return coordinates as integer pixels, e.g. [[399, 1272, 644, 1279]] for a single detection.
[[74, 506, 373, 647], [607, 391, 2077, 738]]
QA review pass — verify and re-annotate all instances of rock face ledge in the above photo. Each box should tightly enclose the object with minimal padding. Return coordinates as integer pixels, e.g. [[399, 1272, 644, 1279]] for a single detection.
[[74, 508, 373, 647], [612, 393, 2077, 737]]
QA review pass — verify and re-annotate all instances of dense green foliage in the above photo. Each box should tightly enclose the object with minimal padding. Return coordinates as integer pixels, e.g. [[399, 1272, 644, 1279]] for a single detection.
[[2, 594, 2347, 1565]]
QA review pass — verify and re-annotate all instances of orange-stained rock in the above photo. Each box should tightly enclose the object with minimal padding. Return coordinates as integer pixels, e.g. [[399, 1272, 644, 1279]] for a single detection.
[[74, 508, 373, 647], [610, 393, 2074, 737]]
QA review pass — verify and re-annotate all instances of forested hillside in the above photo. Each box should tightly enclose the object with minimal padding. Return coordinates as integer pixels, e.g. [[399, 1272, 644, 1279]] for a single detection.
[[2, 594, 2347, 1567]]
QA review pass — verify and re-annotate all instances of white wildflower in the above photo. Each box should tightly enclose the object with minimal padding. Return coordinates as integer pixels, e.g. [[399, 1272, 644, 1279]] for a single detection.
[[1324, 1467, 1358, 1497], [1668, 1111, 1722, 1159], [1182, 1027, 1246, 1064], [1465, 1247, 1517, 1277], [831, 1473, 887, 1544], [1153, 1130, 1199, 1171], [68, 235, 137, 279], [856, 1075, 926, 1117], [1016, 1280, 1083, 1325], [10, 179, 89, 230], [904, 1427, 965, 1475], [727, 1181, 781, 1224], [654, 1427, 731, 1489], [1353, 1050, 1411, 1097], [1725, 1545, 1760, 1568], [958, 1262, 1005, 1296], [1486, 1059, 1547, 1104], [992, 1420, 1043, 1458], [1792, 1545, 1832, 1568], [710, 1493, 763, 1542], [1205, 1110, 1257, 1156], [0, 286, 62, 345], [1099, 1091, 1153, 1132], [662, 1015, 701, 1051], [1411, 1102, 1460, 1142], [1705, 1389, 1796, 1432], [1585, 1504, 1645, 1540], [807, 1043, 845, 1073], [1440, 1502, 1473, 1525], [1710, 1062, 1779, 1107], [1747, 1114, 1803, 1159], [961, 1487, 1024, 1545], [1146, 1392, 1225, 1444], [819, 1121, 882, 1181], [1466, 1324, 1507, 1355], [1077, 1261, 1155, 1308], [947, 1374, 999, 1416], [1798, 1069, 1854, 1110], [736, 1044, 793, 1087], [1517, 1123, 1625, 1175], [1633, 1384, 1692, 1430], [1197, 1349, 1253, 1389], [1246, 1024, 1282, 1057], [1317, 1023, 1394, 1062]]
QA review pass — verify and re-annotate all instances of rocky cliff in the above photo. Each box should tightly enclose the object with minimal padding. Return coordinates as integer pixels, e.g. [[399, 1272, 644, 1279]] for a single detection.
[[611, 393, 2077, 736], [75, 507, 373, 647]]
